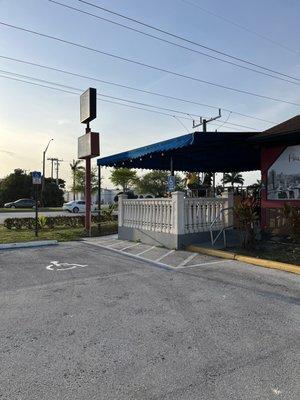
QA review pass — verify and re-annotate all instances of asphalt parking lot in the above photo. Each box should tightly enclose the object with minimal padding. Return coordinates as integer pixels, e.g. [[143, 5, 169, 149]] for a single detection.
[[0, 241, 299, 399]]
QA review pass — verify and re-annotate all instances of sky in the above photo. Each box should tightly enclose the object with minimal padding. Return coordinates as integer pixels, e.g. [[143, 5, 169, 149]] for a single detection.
[[0, 0, 299, 189]]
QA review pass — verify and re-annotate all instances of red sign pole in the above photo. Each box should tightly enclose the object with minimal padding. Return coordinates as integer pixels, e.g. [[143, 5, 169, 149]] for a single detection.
[[79, 88, 99, 237], [84, 122, 92, 236], [85, 156, 92, 236]]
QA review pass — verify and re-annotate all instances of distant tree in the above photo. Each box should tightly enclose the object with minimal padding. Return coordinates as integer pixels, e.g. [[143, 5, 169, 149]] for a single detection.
[[222, 172, 244, 187], [247, 179, 262, 198], [114, 190, 137, 203], [203, 172, 213, 187], [0, 169, 66, 207], [110, 168, 137, 192], [0, 169, 32, 206], [185, 172, 200, 190], [43, 178, 65, 207], [136, 170, 184, 197], [70, 159, 84, 200], [74, 167, 98, 194]]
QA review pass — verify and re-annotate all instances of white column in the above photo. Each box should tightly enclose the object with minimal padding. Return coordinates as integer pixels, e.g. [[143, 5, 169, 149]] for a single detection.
[[222, 189, 234, 226], [171, 191, 185, 235], [118, 193, 128, 227]]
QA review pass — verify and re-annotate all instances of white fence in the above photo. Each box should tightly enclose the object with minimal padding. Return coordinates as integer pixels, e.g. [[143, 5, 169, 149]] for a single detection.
[[122, 198, 173, 233], [119, 191, 232, 236], [184, 197, 227, 234]]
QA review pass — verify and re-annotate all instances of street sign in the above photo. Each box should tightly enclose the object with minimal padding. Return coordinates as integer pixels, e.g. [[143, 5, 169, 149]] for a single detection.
[[167, 175, 176, 192], [32, 171, 41, 237], [32, 171, 42, 185], [80, 88, 97, 124], [78, 132, 100, 159]]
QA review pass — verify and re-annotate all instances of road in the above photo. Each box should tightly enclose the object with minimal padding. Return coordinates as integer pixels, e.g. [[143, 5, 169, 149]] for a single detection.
[[0, 242, 299, 399]]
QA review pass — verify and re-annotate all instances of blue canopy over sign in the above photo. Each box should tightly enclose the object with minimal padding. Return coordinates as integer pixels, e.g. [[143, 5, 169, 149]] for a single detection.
[[97, 131, 260, 172]]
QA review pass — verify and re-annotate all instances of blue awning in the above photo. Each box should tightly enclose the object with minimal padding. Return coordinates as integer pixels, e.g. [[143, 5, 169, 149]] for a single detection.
[[97, 131, 260, 172]]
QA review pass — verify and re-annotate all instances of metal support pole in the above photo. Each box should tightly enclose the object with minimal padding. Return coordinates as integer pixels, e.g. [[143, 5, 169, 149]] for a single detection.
[[98, 164, 101, 233], [35, 185, 38, 237], [56, 160, 59, 186], [42, 151, 46, 192], [203, 119, 207, 133], [51, 159, 54, 180], [41, 139, 53, 205], [170, 157, 174, 176], [85, 157, 92, 236]]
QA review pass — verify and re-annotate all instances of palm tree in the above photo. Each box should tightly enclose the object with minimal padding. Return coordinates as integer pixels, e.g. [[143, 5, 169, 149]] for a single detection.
[[69, 159, 84, 201], [222, 172, 244, 187]]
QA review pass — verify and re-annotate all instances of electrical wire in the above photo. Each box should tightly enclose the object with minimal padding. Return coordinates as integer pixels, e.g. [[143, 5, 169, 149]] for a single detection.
[[75, 0, 300, 81], [0, 68, 259, 130], [173, 115, 190, 133], [180, 0, 299, 55], [214, 111, 232, 130], [0, 54, 276, 124], [0, 72, 254, 131], [0, 21, 299, 106], [47, 0, 300, 86]]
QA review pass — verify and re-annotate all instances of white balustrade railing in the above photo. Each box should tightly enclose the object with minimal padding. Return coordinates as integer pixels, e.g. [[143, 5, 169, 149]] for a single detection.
[[121, 198, 173, 233], [184, 197, 227, 234], [118, 191, 232, 236]]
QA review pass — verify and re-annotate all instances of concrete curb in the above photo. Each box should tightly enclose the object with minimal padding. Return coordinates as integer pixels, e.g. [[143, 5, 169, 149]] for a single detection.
[[186, 245, 300, 275], [0, 240, 58, 250]]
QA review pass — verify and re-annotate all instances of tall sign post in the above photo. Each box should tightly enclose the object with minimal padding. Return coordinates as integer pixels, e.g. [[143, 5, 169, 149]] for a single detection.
[[79, 88, 99, 236], [32, 171, 42, 237]]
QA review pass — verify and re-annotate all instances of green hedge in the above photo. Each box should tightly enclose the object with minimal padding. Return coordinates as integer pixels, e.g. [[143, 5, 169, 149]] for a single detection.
[[4, 214, 117, 230]]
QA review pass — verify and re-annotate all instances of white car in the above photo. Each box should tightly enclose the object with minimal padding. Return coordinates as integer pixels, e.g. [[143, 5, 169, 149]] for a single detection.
[[63, 200, 97, 213]]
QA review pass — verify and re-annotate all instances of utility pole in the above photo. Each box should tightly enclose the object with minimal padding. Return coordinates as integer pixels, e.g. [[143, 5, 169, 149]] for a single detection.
[[47, 157, 56, 180], [192, 109, 222, 132], [54, 159, 63, 185], [42, 139, 53, 204], [47, 157, 63, 184], [192, 110, 222, 198]]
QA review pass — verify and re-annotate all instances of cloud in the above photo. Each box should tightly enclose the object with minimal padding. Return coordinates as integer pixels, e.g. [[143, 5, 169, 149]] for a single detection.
[[57, 119, 71, 125], [0, 148, 16, 156]]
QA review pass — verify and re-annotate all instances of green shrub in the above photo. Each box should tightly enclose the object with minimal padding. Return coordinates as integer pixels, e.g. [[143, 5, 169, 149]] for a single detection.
[[38, 216, 48, 230], [234, 197, 259, 249], [3, 214, 117, 230], [282, 204, 300, 242]]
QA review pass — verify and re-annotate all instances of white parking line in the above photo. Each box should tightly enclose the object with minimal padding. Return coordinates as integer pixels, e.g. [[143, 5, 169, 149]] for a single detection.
[[83, 242, 173, 270], [121, 243, 141, 251], [178, 253, 198, 267], [155, 250, 175, 262], [108, 240, 128, 248], [136, 246, 156, 256], [177, 260, 233, 269], [97, 240, 118, 247], [83, 240, 234, 272]]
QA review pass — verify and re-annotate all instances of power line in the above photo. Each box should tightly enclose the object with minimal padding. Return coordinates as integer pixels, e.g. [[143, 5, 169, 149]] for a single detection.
[[47, 0, 299, 86], [215, 111, 232, 131], [180, 0, 299, 55], [0, 54, 276, 124], [0, 21, 299, 107], [173, 115, 190, 133], [75, 0, 300, 82], [0, 72, 254, 131], [0, 68, 258, 130]]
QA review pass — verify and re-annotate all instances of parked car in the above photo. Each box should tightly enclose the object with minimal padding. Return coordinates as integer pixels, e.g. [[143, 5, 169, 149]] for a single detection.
[[4, 198, 37, 209], [63, 200, 97, 213]]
